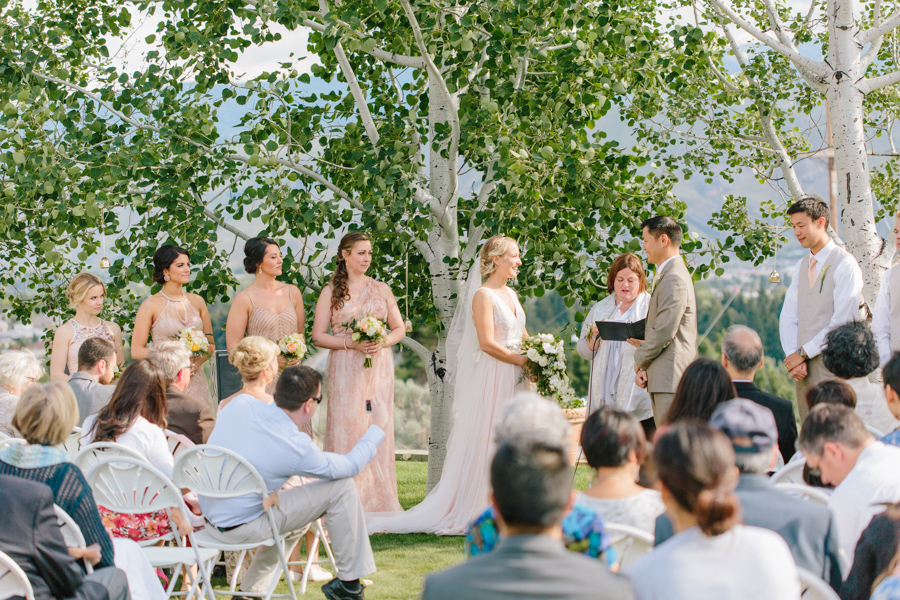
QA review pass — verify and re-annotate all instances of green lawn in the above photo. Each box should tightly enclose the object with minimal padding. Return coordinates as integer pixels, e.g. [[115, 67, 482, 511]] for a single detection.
[[211, 461, 593, 599]]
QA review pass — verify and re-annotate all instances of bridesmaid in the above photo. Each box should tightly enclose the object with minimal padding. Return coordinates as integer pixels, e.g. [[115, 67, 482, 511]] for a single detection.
[[49, 272, 125, 381], [131, 245, 214, 409], [312, 232, 406, 513]]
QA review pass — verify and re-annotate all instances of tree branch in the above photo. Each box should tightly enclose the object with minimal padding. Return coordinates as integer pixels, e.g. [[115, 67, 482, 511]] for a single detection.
[[861, 0, 885, 70], [189, 185, 252, 240], [859, 9, 900, 45], [399, 335, 432, 366], [400, 0, 459, 207], [300, 18, 426, 68], [703, 0, 830, 78], [861, 68, 900, 92]]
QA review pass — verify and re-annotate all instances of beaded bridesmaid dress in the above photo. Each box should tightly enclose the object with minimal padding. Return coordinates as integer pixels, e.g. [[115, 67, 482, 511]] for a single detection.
[[66, 319, 116, 375], [366, 286, 527, 534], [150, 292, 211, 409], [325, 279, 402, 513], [242, 288, 312, 437]]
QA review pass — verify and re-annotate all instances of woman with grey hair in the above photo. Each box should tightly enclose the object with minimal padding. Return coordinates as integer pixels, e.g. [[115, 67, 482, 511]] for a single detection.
[[493, 391, 572, 447], [0, 348, 44, 437]]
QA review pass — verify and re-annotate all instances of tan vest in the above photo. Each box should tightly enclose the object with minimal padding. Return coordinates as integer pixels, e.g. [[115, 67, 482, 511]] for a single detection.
[[797, 246, 851, 347], [890, 266, 900, 355]]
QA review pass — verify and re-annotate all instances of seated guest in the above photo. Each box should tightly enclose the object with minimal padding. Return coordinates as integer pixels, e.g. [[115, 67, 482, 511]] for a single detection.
[[148, 341, 214, 444], [654, 399, 842, 590], [0, 382, 165, 600], [0, 475, 129, 600], [467, 393, 615, 563], [879, 353, 900, 447], [823, 321, 899, 435], [0, 348, 43, 437], [68, 337, 117, 426], [799, 403, 900, 566], [218, 335, 280, 410], [843, 503, 900, 600], [82, 360, 190, 542], [627, 422, 800, 600], [424, 441, 636, 600], [665, 357, 736, 425], [199, 365, 381, 599], [721, 325, 798, 460], [807, 379, 857, 410]]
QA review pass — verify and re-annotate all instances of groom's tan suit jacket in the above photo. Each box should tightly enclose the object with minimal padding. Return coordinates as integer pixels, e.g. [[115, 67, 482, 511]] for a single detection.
[[633, 256, 697, 397]]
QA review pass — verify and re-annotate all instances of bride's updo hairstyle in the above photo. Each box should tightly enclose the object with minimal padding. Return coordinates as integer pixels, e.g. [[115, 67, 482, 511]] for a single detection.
[[479, 235, 517, 278], [655, 421, 740, 537], [244, 236, 279, 275], [330, 231, 371, 312], [229, 335, 279, 382], [152, 244, 190, 286]]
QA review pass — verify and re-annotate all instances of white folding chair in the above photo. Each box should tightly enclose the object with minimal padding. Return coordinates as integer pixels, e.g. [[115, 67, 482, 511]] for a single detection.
[[771, 457, 806, 484], [775, 483, 832, 506], [85, 456, 218, 600], [53, 504, 93, 574], [174, 445, 305, 600], [798, 566, 840, 599], [866, 425, 885, 438], [57, 427, 82, 458], [604, 522, 654, 570], [288, 518, 338, 594], [73, 442, 145, 475], [0, 548, 34, 600], [165, 430, 195, 459]]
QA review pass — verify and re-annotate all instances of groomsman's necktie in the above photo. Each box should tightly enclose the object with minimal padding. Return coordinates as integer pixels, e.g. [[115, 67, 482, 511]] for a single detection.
[[808, 256, 817, 287]]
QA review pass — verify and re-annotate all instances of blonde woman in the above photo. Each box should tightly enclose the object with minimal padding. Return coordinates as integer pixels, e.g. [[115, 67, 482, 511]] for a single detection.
[[219, 336, 281, 411], [0, 349, 44, 437], [367, 235, 530, 535], [50, 272, 124, 381]]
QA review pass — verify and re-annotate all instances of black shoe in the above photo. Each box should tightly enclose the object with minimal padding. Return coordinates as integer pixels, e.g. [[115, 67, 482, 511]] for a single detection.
[[322, 578, 365, 600]]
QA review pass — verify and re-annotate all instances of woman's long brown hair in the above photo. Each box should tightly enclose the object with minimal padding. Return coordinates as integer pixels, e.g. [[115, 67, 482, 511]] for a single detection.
[[330, 232, 371, 313], [88, 360, 167, 442]]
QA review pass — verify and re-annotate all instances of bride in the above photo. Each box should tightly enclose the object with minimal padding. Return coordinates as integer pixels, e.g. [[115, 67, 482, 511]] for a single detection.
[[366, 235, 529, 535]]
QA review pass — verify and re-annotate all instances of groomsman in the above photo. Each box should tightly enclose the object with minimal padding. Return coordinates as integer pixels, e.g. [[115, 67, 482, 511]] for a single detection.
[[779, 195, 863, 420], [633, 216, 698, 426], [872, 211, 900, 367]]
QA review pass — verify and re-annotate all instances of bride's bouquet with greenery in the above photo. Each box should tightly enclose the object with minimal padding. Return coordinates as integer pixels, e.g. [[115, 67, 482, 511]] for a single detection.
[[344, 316, 388, 368], [510, 333, 582, 409], [278, 332, 307, 362], [176, 326, 210, 359]]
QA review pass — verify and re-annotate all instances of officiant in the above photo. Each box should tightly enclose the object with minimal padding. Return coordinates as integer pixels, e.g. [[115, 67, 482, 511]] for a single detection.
[[578, 253, 654, 436]]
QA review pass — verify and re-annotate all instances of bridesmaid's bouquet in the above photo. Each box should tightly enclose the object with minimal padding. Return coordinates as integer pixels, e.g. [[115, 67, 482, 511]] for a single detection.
[[510, 333, 582, 409], [176, 326, 210, 359], [344, 316, 388, 368], [278, 333, 308, 362]]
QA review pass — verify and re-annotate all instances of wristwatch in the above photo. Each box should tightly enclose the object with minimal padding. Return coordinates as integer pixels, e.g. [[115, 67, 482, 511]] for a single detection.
[[798, 347, 808, 360]]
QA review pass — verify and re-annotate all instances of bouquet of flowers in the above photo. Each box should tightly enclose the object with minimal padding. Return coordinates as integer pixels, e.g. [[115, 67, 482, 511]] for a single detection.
[[509, 333, 582, 409], [343, 316, 389, 368], [176, 326, 210, 359], [278, 332, 307, 362]]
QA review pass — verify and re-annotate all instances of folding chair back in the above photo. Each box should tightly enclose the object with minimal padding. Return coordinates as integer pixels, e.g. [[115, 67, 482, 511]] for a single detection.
[[57, 427, 82, 458], [866, 425, 885, 438], [0, 549, 34, 600], [164, 430, 195, 459], [775, 482, 831, 506], [173, 444, 268, 500], [53, 505, 93, 574], [604, 522, 654, 570], [73, 442, 144, 475], [771, 457, 806, 485], [798, 566, 840, 599]]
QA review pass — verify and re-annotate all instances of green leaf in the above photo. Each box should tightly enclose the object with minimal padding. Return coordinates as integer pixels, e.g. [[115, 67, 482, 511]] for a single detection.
[[11, 152, 24, 165]]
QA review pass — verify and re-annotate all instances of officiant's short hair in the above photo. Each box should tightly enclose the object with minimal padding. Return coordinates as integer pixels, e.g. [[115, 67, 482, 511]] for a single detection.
[[641, 216, 683, 247], [607, 253, 648, 294]]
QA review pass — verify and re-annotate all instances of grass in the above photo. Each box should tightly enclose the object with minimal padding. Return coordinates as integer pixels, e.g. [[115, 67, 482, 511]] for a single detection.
[[210, 461, 594, 599]]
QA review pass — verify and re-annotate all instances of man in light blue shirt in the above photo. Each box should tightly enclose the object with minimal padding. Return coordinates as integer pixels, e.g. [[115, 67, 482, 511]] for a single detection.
[[200, 365, 385, 600]]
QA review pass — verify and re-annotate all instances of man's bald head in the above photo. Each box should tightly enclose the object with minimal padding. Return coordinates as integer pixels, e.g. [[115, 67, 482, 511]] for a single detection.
[[722, 325, 764, 377]]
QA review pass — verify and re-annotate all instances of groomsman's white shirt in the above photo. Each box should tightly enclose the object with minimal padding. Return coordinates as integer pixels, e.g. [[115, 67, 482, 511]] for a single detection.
[[873, 267, 897, 366], [779, 239, 863, 358]]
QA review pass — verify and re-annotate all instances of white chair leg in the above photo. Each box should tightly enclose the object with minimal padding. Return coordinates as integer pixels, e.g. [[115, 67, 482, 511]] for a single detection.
[[266, 538, 298, 600], [316, 520, 337, 574], [229, 550, 247, 592]]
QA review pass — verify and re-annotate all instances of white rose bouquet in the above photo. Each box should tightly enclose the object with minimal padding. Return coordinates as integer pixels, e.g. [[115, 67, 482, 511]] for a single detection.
[[509, 333, 582, 409], [343, 316, 389, 368], [176, 326, 210, 359], [278, 333, 307, 362]]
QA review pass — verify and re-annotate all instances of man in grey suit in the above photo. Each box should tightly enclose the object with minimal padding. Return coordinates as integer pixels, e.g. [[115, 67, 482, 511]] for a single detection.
[[421, 441, 635, 600], [68, 337, 116, 426], [654, 399, 843, 591], [632, 216, 697, 426]]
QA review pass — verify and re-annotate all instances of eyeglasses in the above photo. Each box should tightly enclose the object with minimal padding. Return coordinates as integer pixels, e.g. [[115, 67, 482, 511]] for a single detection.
[[25, 376, 36, 383], [311, 395, 323, 404]]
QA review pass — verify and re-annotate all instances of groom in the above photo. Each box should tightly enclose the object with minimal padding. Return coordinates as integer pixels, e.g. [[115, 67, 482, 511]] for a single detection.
[[632, 216, 697, 426]]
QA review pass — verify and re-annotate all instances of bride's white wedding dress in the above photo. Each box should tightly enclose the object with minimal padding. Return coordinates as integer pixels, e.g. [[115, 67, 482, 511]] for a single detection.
[[366, 280, 528, 535]]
